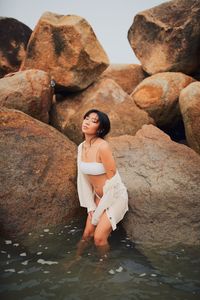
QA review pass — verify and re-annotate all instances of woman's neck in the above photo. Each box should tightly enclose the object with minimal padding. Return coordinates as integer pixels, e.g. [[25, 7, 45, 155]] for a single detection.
[[84, 134, 98, 146]]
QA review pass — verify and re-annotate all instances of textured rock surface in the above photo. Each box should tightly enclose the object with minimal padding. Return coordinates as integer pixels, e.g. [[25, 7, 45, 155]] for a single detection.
[[0, 17, 32, 77], [131, 72, 194, 127], [128, 0, 200, 74], [179, 82, 200, 154], [0, 108, 79, 238], [21, 12, 109, 91], [100, 64, 146, 94], [50, 78, 154, 144], [109, 125, 200, 247], [0, 70, 53, 123]]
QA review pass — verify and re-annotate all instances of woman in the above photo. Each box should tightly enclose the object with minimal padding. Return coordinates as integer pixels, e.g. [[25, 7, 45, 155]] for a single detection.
[[77, 109, 128, 255]]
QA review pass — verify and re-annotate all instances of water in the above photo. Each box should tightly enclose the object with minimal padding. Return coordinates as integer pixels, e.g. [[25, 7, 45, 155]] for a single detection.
[[0, 219, 200, 300]]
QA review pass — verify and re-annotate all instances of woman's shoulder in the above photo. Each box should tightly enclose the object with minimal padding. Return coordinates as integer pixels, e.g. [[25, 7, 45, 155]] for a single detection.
[[98, 139, 112, 153]]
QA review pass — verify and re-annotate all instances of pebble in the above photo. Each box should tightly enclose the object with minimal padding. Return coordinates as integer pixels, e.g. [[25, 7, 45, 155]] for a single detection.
[[139, 273, 146, 277], [4, 269, 15, 273], [17, 270, 25, 274], [36, 252, 43, 255], [13, 243, 19, 247], [1, 250, 7, 254], [44, 229, 49, 232], [37, 259, 58, 265], [116, 266, 123, 273], [21, 260, 29, 265], [151, 273, 157, 277], [20, 253, 27, 257], [108, 269, 115, 275], [5, 240, 12, 245]]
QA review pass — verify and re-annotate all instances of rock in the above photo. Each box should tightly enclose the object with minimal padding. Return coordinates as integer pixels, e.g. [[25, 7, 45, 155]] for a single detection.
[[128, 0, 200, 75], [131, 72, 195, 128], [0, 69, 53, 123], [0, 108, 79, 238], [21, 12, 109, 91], [100, 64, 146, 94], [0, 17, 32, 77], [50, 78, 154, 144], [179, 82, 200, 154], [109, 125, 200, 247]]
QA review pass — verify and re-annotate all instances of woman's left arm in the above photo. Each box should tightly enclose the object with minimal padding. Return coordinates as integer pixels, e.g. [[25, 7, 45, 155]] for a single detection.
[[99, 142, 116, 179]]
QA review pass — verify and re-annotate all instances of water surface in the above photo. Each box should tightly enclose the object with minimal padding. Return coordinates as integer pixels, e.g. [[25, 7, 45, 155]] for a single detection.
[[0, 219, 200, 300]]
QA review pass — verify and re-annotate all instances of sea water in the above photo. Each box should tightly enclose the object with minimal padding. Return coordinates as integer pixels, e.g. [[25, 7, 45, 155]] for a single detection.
[[0, 219, 200, 300]]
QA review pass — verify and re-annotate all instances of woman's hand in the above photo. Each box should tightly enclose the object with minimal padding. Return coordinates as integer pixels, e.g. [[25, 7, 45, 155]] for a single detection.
[[88, 210, 95, 220]]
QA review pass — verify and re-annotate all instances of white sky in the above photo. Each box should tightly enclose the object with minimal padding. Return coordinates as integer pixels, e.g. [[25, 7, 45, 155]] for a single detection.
[[0, 0, 165, 63]]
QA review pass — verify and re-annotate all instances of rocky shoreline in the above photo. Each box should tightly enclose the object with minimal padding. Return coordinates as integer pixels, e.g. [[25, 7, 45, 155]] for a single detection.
[[0, 0, 200, 249]]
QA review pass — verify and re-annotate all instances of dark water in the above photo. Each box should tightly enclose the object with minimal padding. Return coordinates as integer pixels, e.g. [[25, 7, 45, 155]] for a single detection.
[[0, 219, 200, 300]]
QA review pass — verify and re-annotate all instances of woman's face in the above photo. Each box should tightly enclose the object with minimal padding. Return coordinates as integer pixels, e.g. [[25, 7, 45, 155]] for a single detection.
[[82, 112, 100, 136]]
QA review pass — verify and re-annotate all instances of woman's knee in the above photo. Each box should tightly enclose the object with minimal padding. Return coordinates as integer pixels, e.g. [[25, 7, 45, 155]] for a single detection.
[[94, 232, 107, 246]]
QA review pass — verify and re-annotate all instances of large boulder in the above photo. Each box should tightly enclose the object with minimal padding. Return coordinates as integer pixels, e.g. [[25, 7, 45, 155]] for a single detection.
[[50, 78, 154, 144], [0, 69, 53, 123], [109, 125, 200, 248], [131, 72, 195, 128], [0, 108, 79, 238], [21, 12, 109, 91], [179, 82, 200, 154], [0, 17, 32, 77], [100, 64, 146, 94], [128, 0, 200, 75]]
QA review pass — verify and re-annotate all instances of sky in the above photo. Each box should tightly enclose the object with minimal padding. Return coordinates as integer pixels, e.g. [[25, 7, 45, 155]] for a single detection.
[[0, 0, 165, 64]]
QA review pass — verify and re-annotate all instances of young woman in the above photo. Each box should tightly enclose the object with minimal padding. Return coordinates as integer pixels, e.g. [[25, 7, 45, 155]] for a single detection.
[[77, 109, 128, 255]]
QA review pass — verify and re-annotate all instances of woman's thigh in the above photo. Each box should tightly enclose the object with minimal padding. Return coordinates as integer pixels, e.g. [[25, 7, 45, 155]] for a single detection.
[[94, 211, 112, 241]]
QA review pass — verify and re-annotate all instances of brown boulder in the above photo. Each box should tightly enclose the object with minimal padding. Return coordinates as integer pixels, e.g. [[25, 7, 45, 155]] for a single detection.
[[50, 78, 154, 144], [21, 12, 109, 91], [100, 64, 146, 94], [128, 0, 200, 75], [0, 17, 32, 77], [179, 82, 200, 154], [0, 108, 79, 238], [131, 72, 194, 127], [0, 69, 53, 123], [109, 125, 200, 247]]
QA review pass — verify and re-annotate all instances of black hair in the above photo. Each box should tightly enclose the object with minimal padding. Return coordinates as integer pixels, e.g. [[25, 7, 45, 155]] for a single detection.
[[83, 109, 110, 139]]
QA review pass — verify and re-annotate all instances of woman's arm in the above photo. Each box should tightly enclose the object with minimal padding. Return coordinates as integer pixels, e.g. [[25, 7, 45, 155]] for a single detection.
[[99, 142, 116, 179]]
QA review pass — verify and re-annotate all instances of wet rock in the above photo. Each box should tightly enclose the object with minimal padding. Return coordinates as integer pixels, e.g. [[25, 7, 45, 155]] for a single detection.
[[109, 125, 200, 247], [131, 72, 194, 128], [21, 12, 109, 91], [0, 17, 32, 77], [0, 108, 79, 238], [128, 0, 200, 74], [0, 69, 53, 123], [50, 78, 154, 144], [179, 82, 200, 154], [100, 64, 146, 94]]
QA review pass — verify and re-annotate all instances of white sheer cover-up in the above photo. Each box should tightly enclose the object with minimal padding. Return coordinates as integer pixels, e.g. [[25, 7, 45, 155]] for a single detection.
[[77, 142, 129, 230]]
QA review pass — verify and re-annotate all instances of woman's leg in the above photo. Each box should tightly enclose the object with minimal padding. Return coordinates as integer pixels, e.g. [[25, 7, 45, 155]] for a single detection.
[[94, 211, 112, 256], [76, 214, 96, 257]]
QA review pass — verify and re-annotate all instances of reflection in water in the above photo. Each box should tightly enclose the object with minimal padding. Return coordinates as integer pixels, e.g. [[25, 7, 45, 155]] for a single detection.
[[0, 219, 200, 300]]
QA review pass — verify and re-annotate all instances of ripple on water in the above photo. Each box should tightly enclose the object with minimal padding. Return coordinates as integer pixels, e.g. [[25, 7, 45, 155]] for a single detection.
[[0, 220, 200, 300]]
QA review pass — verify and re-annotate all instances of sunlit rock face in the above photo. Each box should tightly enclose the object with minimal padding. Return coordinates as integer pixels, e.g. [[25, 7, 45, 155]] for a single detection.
[[100, 64, 146, 94], [128, 0, 200, 75], [0, 108, 79, 238], [109, 125, 200, 248], [0, 17, 32, 77], [179, 82, 200, 155], [50, 78, 154, 145], [21, 12, 109, 91], [131, 72, 195, 128], [0, 69, 53, 123]]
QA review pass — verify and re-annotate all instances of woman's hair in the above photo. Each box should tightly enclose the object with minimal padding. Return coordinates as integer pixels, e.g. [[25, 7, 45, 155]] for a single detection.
[[83, 109, 110, 139]]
